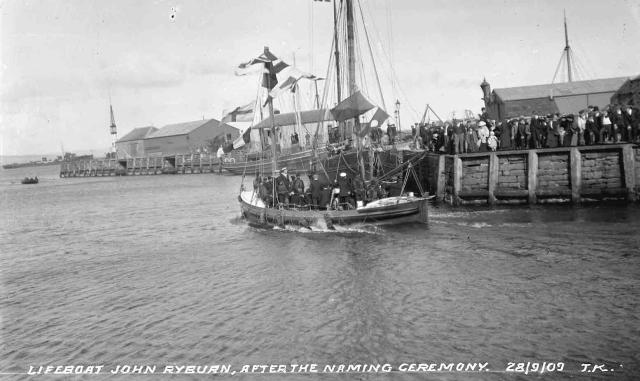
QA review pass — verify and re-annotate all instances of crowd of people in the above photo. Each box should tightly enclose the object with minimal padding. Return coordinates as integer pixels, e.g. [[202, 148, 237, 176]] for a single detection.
[[252, 167, 399, 210], [415, 105, 640, 154]]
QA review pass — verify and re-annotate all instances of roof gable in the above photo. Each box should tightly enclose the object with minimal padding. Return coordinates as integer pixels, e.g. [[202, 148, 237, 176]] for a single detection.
[[494, 77, 630, 101], [148, 119, 225, 139], [117, 126, 158, 143]]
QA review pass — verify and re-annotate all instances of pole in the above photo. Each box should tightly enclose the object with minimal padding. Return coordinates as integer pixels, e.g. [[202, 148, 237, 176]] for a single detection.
[[314, 80, 320, 109], [345, 0, 365, 180], [264, 47, 279, 203], [333, 0, 342, 104], [564, 10, 572, 82]]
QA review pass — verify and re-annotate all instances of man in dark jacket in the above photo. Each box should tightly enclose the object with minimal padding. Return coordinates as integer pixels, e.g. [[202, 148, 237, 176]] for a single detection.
[[309, 173, 323, 209], [275, 168, 291, 206], [290, 174, 305, 206], [623, 105, 639, 142], [610, 108, 625, 142], [336, 172, 353, 209], [453, 121, 465, 154], [530, 113, 543, 149]]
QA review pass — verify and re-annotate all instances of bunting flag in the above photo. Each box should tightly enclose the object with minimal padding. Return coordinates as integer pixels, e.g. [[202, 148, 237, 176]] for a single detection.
[[232, 128, 252, 149], [370, 107, 390, 127], [221, 101, 255, 123], [268, 68, 322, 100], [236, 47, 288, 90]]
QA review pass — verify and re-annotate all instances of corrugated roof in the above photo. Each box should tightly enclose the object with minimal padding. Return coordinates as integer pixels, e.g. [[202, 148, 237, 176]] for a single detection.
[[252, 109, 333, 130], [494, 77, 629, 101], [148, 119, 221, 139], [117, 126, 158, 143]]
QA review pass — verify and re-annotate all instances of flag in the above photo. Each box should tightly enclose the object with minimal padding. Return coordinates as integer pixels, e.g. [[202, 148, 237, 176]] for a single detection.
[[236, 47, 288, 90], [221, 101, 255, 123], [268, 68, 322, 100], [370, 107, 390, 127]]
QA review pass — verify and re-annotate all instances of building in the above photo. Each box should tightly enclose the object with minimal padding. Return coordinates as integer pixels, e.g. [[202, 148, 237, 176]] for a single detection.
[[144, 119, 239, 156], [481, 77, 631, 120], [250, 109, 333, 153], [611, 75, 640, 106], [115, 126, 158, 159]]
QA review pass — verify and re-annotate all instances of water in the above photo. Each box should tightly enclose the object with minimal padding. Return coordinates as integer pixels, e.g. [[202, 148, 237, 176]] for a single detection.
[[1, 165, 639, 380]]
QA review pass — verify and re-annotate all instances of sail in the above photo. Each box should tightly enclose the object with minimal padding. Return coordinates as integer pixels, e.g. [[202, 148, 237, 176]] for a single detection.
[[330, 91, 375, 122]]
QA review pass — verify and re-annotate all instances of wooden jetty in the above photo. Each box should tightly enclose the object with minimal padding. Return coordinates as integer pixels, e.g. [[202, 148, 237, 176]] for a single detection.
[[409, 143, 639, 205], [59, 153, 223, 177]]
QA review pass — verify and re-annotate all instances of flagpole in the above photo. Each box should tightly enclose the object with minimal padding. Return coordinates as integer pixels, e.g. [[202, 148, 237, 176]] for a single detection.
[[264, 47, 279, 201]]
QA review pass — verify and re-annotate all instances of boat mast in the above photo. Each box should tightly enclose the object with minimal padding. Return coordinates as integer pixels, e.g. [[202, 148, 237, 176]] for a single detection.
[[333, 0, 342, 104], [563, 10, 572, 83], [345, 0, 366, 180], [265, 47, 279, 183]]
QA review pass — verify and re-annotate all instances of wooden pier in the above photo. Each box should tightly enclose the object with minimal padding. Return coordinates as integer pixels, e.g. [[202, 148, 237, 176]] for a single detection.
[[59, 153, 223, 177], [411, 144, 639, 205]]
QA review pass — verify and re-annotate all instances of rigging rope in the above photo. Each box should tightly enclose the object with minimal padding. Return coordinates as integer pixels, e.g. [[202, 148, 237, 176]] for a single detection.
[[357, 0, 386, 111]]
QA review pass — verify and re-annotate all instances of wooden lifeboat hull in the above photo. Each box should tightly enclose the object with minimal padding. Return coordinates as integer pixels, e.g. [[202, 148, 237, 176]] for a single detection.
[[238, 190, 428, 228]]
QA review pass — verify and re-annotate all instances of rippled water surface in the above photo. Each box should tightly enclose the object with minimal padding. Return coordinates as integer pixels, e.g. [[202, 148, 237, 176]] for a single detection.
[[1, 165, 639, 380]]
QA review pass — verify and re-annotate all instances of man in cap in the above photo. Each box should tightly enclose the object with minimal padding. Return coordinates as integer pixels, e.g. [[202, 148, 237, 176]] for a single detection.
[[291, 173, 305, 206], [623, 105, 639, 142], [337, 172, 352, 208], [309, 173, 323, 209], [530, 112, 543, 149], [275, 167, 291, 206]]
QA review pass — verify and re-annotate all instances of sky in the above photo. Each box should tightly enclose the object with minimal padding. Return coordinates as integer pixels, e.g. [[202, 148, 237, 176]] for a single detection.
[[1, 0, 639, 156]]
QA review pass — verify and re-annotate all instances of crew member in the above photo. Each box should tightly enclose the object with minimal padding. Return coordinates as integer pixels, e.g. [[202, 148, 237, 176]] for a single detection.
[[291, 174, 305, 206], [309, 173, 323, 209], [275, 168, 291, 206]]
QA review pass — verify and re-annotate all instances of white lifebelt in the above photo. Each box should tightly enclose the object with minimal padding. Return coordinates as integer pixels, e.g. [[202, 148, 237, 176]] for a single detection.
[[223, 157, 236, 164]]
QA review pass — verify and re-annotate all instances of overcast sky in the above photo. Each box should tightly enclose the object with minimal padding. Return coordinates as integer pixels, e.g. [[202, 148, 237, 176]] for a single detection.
[[1, 0, 639, 156]]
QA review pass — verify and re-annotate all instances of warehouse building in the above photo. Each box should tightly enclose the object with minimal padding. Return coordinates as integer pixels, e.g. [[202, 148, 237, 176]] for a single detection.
[[144, 119, 239, 156], [481, 77, 630, 120], [115, 126, 158, 159], [611, 75, 640, 106]]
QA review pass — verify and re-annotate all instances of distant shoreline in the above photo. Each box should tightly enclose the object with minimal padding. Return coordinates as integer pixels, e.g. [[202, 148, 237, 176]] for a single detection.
[[2, 161, 62, 170]]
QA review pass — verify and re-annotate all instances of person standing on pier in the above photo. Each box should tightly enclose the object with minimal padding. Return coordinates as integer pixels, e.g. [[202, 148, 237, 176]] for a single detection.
[[601, 110, 612, 143], [499, 120, 512, 150], [516, 119, 527, 149], [477, 121, 490, 152], [624, 105, 639, 142], [611, 108, 624, 142], [530, 113, 543, 149], [453, 121, 465, 154], [466, 123, 479, 153], [546, 115, 560, 148]]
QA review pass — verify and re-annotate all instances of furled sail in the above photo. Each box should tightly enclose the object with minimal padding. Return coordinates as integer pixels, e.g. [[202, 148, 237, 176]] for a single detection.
[[330, 91, 376, 122]]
